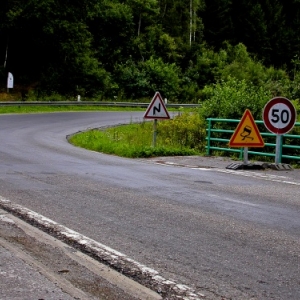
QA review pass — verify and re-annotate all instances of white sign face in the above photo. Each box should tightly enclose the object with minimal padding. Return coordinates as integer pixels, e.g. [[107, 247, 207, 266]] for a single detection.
[[263, 97, 296, 134], [7, 72, 14, 89], [267, 103, 292, 129], [143, 92, 170, 119]]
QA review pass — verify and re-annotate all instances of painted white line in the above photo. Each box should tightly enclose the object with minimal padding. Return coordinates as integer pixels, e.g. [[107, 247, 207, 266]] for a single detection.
[[208, 194, 259, 207], [154, 161, 300, 186], [0, 196, 205, 300], [213, 168, 300, 186]]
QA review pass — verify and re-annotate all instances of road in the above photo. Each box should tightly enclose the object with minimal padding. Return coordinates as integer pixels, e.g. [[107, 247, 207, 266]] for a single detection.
[[0, 112, 299, 299]]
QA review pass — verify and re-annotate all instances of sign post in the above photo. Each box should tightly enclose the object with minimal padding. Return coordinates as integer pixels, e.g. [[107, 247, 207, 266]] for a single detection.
[[229, 109, 265, 164], [143, 92, 170, 147], [263, 97, 297, 164]]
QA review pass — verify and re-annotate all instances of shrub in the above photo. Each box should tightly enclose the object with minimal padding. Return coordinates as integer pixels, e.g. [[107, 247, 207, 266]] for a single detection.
[[199, 77, 272, 120], [157, 111, 206, 152]]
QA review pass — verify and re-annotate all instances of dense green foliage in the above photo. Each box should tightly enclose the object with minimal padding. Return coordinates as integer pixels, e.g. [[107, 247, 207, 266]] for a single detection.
[[200, 78, 272, 120], [69, 111, 206, 157], [2, 0, 300, 105]]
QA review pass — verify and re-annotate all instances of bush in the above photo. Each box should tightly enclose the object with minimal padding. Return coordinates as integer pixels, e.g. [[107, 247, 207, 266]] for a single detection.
[[199, 77, 272, 120], [157, 111, 206, 152]]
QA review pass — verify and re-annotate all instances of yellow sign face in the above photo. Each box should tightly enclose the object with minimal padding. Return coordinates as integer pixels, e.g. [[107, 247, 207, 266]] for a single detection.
[[229, 109, 264, 147]]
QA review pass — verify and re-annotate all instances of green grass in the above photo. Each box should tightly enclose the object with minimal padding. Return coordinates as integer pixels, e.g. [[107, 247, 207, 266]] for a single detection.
[[69, 113, 206, 158]]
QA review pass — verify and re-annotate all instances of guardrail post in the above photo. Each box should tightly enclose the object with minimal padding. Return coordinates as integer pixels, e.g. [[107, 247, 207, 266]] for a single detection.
[[206, 119, 212, 155]]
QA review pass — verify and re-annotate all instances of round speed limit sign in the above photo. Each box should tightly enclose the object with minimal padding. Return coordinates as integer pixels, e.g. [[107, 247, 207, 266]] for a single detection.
[[263, 97, 297, 134]]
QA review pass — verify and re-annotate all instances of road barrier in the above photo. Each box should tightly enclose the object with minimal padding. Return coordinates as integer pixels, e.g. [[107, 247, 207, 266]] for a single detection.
[[206, 118, 300, 163], [0, 101, 199, 108]]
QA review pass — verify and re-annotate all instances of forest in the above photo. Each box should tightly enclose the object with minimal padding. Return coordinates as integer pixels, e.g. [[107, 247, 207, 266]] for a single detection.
[[1, 0, 300, 108]]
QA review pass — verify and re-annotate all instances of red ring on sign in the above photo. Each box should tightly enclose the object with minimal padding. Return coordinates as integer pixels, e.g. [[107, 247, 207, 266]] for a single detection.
[[263, 97, 296, 134]]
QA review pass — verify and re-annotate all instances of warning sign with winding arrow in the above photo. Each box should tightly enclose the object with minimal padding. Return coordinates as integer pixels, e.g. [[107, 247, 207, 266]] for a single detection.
[[144, 92, 170, 119]]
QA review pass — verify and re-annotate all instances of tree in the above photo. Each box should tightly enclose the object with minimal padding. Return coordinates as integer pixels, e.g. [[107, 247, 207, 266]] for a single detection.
[[115, 56, 180, 99], [231, 0, 286, 66], [201, 0, 234, 48], [88, 1, 135, 70], [1, 0, 113, 96], [189, 0, 204, 45], [126, 0, 159, 36], [158, 0, 204, 45]]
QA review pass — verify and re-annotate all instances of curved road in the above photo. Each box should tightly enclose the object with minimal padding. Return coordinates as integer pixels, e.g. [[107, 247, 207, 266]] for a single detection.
[[0, 112, 299, 299]]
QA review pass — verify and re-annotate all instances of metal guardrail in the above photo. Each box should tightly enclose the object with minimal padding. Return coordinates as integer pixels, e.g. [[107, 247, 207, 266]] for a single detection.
[[206, 118, 300, 163], [0, 101, 200, 108]]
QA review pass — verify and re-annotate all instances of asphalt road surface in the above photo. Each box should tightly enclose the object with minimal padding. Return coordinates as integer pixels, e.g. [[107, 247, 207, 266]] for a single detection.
[[0, 112, 299, 299]]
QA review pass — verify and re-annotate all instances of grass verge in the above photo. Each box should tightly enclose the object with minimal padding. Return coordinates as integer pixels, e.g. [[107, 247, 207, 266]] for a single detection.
[[69, 112, 206, 158], [0, 105, 145, 114]]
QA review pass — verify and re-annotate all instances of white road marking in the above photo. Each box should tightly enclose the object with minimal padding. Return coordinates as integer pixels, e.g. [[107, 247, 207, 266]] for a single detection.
[[207, 194, 259, 207], [153, 161, 300, 186], [213, 168, 300, 186]]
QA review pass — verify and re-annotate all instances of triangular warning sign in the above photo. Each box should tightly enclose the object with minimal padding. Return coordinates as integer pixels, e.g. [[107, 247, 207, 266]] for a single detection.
[[229, 109, 264, 147], [143, 92, 170, 119]]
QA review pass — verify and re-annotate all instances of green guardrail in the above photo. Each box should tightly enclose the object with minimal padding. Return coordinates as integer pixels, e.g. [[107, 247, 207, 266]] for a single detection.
[[206, 118, 300, 163]]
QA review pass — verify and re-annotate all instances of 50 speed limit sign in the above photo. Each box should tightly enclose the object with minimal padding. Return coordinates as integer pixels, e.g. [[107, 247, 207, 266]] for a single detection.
[[263, 97, 297, 134]]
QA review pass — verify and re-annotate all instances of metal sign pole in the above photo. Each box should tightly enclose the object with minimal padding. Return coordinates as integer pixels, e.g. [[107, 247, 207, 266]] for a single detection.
[[153, 119, 157, 147], [275, 134, 282, 164], [243, 147, 249, 164]]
